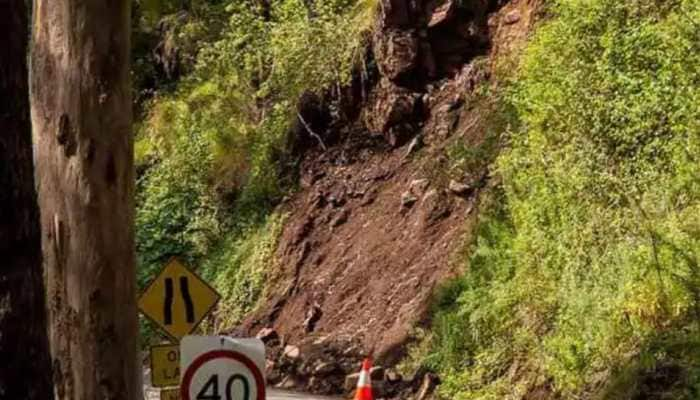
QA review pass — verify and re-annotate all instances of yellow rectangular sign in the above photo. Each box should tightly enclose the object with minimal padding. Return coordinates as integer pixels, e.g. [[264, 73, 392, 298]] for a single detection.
[[151, 344, 180, 388], [161, 389, 181, 400]]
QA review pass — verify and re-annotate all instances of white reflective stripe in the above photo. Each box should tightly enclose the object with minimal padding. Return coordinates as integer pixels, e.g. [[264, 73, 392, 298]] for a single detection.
[[357, 370, 371, 387]]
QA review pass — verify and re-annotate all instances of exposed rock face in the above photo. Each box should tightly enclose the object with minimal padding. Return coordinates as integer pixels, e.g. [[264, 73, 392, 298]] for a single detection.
[[372, 0, 493, 85], [361, 0, 503, 153], [427, 0, 457, 28], [378, 0, 414, 28], [374, 29, 419, 82], [363, 78, 418, 146]]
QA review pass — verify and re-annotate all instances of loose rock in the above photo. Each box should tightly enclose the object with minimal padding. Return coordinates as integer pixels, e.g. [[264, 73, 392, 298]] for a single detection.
[[416, 373, 441, 400], [504, 10, 521, 24], [401, 191, 418, 207], [256, 327, 279, 344], [313, 361, 338, 376], [448, 179, 471, 195], [427, 0, 456, 28], [303, 303, 323, 333], [363, 78, 418, 145], [283, 345, 301, 360], [331, 209, 349, 228], [370, 366, 386, 381], [344, 372, 361, 392], [386, 369, 403, 383], [410, 179, 430, 194], [373, 30, 419, 82], [277, 375, 300, 390]]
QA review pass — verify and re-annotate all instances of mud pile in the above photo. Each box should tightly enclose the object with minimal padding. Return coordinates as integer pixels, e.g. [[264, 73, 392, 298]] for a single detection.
[[233, 0, 541, 397]]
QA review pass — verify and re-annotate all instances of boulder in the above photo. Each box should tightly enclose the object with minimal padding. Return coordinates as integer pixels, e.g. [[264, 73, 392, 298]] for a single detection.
[[266, 361, 282, 385], [370, 366, 386, 381], [363, 79, 418, 145], [416, 373, 441, 400], [410, 179, 430, 194], [283, 345, 301, 360], [386, 369, 403, 383], [419, 189, 450, 227], [377, 0, 412, 28], [330, 209, 349, 228], [448, 179, 471, 195], [276, 375, 301, 390], [401, 191, 418, 208], [404, 135, 424, 158], [427, 0, 456, 28], [313, 361, 339, 376], [373, 29, 419, 82], [504, 10, 521, 25], [344, 372, 361, 393], [303, 303, 323, 333], [255, 327, 279, 344]]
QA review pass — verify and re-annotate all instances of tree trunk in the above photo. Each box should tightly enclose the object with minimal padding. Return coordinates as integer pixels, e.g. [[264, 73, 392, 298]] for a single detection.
[[29, 1, 142, 399], [0, 0, 54, 398]]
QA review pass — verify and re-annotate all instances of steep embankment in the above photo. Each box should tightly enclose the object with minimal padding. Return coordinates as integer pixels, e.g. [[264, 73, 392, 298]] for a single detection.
[[235, 0, 540, 395]]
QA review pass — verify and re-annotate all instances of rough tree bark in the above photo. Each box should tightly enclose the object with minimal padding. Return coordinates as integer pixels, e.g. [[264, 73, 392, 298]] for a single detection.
[[30, 1, 142, 399], [0, 0, 54, 398]]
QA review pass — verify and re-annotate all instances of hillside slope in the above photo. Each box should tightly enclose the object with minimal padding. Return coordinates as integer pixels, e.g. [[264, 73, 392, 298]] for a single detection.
[[233, 0, 540, 394], [135, 0, 700, 398]]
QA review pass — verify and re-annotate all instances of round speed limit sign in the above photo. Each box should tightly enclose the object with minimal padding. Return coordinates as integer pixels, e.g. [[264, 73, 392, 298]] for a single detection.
[[181, 337, 266, 400]]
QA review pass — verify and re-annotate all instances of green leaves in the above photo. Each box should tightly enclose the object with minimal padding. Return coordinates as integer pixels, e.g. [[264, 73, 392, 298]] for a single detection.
[[136, 0, 376, 344], [426, 1, 700, 398]]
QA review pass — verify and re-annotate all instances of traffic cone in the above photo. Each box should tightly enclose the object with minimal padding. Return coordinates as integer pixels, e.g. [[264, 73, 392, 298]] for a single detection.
[[353, 358, 374, 400]]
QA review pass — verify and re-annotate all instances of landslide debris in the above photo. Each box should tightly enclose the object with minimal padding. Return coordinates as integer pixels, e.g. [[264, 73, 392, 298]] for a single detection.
[[230, 0, 540, 397]]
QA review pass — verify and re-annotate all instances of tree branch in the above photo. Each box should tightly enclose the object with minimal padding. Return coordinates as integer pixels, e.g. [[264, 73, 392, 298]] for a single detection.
[[297, 112, 327, 151]]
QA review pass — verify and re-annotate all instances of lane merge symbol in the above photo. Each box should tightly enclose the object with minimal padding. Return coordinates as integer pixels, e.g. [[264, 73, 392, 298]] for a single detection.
[[139, 258, 221, 341], [164, 277, 195, 325], [180, 336, 266, 400]]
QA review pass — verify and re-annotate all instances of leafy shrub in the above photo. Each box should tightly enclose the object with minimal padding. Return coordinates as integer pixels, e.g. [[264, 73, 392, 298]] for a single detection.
[[136, 0, 376, 344], [204, 212, 287, 330], [425, 1, 700, 398]]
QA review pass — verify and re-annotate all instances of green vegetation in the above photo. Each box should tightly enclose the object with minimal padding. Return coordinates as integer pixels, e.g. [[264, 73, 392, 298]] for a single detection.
[[135, 0, 375, 342], [418, 1, 700, 398]]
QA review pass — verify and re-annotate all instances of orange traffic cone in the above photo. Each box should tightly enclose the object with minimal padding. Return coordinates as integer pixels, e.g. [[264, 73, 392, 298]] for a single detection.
[[353, 358, 374, 400]]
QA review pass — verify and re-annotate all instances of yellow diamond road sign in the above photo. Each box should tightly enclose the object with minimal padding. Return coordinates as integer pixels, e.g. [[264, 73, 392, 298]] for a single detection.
[[139, 258, 220, 341]]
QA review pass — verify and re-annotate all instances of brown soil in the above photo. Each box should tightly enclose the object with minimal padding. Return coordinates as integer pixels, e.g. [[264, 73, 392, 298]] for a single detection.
[[237, 0, 540, 374], [257, 137, 474, 363]]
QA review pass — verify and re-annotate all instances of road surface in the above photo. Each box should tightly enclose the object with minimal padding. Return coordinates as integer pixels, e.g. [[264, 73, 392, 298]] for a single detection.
[[144, 368, 340, 399], [268, 389, 341, 399], [145, 385, 340, 400]]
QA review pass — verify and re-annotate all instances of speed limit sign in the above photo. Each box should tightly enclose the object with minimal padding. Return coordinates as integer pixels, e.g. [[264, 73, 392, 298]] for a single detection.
[[180, 336, 266, 400]]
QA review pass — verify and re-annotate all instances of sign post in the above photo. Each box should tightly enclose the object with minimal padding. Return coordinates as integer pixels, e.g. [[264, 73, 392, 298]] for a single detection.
[[180, 336, 266, 400], [160, 388, 181, 400]]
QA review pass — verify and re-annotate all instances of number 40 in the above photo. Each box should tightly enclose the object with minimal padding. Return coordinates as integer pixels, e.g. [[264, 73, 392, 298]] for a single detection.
[[196, 374, 250, 400]]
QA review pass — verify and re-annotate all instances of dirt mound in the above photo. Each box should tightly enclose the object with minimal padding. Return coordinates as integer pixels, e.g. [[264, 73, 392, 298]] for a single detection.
[[235, 0, 540, 394], [261, 131, 474, 359]]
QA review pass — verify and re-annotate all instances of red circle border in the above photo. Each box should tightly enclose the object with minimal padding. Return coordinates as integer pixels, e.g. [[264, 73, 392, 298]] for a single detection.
[[181, 349, 266, 400]]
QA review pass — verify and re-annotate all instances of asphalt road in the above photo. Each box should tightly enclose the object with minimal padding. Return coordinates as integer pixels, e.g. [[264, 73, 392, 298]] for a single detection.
[[267, 389, 341, 400], [144, 368, 340, 399], [145, 386, 340, 400]]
